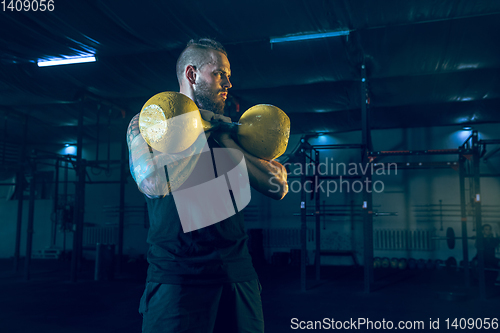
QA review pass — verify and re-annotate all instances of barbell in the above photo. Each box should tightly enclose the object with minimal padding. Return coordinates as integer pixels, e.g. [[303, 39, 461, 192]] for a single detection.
[[139, 91, 290, 160], [431, 227, 476, 249]]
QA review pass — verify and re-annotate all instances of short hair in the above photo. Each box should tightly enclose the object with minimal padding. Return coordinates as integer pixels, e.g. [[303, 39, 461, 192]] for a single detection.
[[482, 224, 492, 230], [176, 38, 228, 84]]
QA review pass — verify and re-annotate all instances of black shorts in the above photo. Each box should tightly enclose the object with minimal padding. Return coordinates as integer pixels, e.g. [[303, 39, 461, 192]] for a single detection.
[[139, 279, 264, 333]]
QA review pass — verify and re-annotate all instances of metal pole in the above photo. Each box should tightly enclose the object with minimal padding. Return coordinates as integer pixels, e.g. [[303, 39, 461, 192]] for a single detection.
[[361, 62, 374, 292], [2, 116, 6, 165], [361, 63, 372, 152], [458, 155, 470, 288], [362, 178, 374, 291], [300, 144, 307, 292], [117, 138, 127, 274], [64, 160, 68, 200], [14, 171, 24, 272], [24, 155, 36, 281], [472, 131, 485, 299], [315, 151, 321, 281], [322, 200, 326, 230], [14, 117, 28, 272], [95, 104, 100, 161], [107, 110, 111, 171], [63, 160, 68, 255], [350, 200, 355, 259], [52, 158, 59, 246], [71, 108, 85, 282], [77, 160, 86, 271]]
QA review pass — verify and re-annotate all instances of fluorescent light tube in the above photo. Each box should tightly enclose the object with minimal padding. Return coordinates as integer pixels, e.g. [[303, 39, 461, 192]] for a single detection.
[[270, 30, 350, 44], [37, 56, 96, 67]]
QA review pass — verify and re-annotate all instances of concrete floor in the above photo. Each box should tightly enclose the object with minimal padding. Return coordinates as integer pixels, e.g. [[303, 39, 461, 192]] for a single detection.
[[1, 258, 499, 332]]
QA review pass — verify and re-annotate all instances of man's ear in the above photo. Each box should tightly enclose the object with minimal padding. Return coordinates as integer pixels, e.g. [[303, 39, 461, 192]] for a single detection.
[[185, 65, 197, 85]]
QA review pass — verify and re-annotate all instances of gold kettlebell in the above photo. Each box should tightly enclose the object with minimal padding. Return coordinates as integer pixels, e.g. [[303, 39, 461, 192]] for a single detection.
[[139, 91, 290, 160]]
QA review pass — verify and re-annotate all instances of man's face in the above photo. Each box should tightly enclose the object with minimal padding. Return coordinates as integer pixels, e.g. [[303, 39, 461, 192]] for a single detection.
[[192, 51, 232, 115], [483, 225, 492, 237]]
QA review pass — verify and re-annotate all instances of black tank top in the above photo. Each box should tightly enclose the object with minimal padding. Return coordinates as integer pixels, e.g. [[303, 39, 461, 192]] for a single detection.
[[144, 138, 257, 284]]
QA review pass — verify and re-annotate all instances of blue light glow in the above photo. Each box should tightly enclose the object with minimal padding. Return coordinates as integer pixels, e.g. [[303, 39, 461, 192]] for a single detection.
[[449, 129, 476, 146], [270, 30, 350, 44], [38, 56, 96, 67], [457, 63, 478, 70], [62, 146, 76, 155], [317, 135, 330, 143], [309, 133, 334, 145]]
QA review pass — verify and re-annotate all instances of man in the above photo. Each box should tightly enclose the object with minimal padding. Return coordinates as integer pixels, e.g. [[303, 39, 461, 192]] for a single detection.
[[475, 224, 500, 266], [480, 224, 500, 268], [127, 38, 288, 333], [474, 224, 500, 286]]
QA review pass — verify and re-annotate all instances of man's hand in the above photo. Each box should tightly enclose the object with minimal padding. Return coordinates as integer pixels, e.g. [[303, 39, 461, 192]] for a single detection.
[[212, 132, 288, 200], [199, 110, 288, 200], [200, 109, 232, 141], [199, 110, 231, 123]]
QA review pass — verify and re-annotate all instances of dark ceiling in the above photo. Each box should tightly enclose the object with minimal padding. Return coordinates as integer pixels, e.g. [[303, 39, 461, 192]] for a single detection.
[[1, 0, 500, 147]]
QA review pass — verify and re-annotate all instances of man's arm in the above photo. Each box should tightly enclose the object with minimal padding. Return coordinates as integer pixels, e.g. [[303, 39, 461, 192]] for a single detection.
[[219, 136, 288, 200], [128, 111, 288, 200], [127, 113, 205, 198], [208, 115, 288, 200], [127, 114, 170, 198]]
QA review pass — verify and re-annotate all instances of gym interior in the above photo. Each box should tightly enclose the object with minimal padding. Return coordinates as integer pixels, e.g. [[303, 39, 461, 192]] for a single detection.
[[1, 1, 500, 332]]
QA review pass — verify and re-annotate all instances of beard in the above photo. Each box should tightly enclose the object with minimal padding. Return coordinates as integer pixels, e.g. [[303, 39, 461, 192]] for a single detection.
[[193, 80, 226, 115]]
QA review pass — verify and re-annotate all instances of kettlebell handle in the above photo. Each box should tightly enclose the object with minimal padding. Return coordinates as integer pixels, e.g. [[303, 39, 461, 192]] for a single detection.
[[202, 120, 241, 133]]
